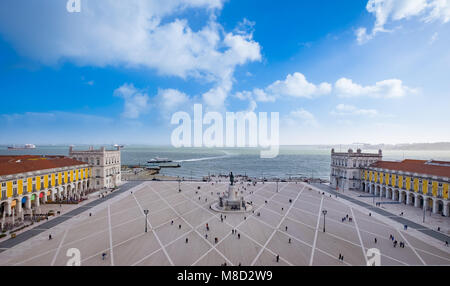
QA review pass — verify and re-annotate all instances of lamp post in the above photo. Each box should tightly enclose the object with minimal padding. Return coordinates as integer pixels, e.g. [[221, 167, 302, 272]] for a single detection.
[[322, 210, 327, 232], [178, 179, 181, 193], [144, 209, 149, 233]]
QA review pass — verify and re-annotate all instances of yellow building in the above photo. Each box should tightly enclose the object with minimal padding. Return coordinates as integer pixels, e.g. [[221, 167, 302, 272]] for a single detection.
[[361, 159, 450, 217], [0, 155, 91, 216]]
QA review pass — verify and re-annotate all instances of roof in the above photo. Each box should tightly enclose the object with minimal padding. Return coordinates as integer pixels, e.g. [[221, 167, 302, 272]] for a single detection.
[[369, 159, 450, 178], [0, 155, 88, 177]]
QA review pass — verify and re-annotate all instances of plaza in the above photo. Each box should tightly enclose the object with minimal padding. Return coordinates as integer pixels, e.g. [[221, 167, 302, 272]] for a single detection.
[[0, 180, 449, 266]]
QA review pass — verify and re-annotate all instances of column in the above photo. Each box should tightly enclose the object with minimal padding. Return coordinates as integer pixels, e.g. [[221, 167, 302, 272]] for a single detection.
[[6, 202, 11, 216], [392, 190, 396, 201], [16, 197, 22, 214], [443, 202, 449, 217], [414, 195, 420, 208], [44, 192, 48, 203], [51, 191, 55, 201], [406, 193, 411, 205], [432, 199, 438, 214], [386, 189, 390, 199], [35, 195, 40, 207], [26, 196, 31, 210]]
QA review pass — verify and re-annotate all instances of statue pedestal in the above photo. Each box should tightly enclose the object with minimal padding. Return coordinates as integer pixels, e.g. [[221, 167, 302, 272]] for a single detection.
[[210, 183, 253, 213]]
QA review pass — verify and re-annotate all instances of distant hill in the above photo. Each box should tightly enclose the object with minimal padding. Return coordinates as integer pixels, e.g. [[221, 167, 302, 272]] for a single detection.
[[357, 142, 450, 151]]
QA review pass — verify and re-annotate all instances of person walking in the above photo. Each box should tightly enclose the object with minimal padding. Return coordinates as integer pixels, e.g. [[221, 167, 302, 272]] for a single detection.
[[288, 238, 291, 244], [276, 255, 279, 263], [374, 238, 377, 244], [238, 233, 241, 239]]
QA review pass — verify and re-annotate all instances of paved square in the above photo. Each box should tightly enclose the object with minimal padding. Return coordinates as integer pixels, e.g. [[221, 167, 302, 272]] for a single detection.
[[0, 181, 449, 266]]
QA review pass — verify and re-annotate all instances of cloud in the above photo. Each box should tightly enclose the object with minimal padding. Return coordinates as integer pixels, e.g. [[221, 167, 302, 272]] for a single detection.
[[156, 88, 190, 112], [284, 108, 319, 128], [0, 0, 261, 110], [331, 104, 379, 117], [113, 84, 150, 119], [266, 73, 332, 99], [335, 78, 416, 98], [357, 0, 450, 44]]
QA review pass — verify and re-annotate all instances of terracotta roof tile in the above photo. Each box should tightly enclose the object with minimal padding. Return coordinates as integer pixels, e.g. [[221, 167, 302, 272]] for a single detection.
[[369, 159, 450, 178], [0, 155, 88, 177]]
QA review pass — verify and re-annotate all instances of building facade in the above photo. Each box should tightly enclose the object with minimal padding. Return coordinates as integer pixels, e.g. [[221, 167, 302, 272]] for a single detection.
[[330, 148, 382, 192], [69, 146, 121, 189], [0, 155, 91, 217], [361, 159, 450, 217]]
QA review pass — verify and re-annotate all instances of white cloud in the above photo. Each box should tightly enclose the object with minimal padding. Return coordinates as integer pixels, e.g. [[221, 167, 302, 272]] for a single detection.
[[331, 104, 379, 117], [266, 73, 332, 99], [156, 88, 190, 112], [357, 0, 450, 44], [0, 0, 261, 110], [114, 84, 150, 119], [285, 108, 319, 128], [335, 78, 415, 98]]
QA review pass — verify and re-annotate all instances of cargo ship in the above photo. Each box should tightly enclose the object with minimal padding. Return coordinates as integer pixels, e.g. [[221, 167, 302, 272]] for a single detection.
[[7, 144, 36, 150]]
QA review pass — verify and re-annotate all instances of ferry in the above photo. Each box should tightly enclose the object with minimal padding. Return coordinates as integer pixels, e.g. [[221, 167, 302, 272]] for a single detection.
[[147, 157, 172, 164], [7, 144, 36, 150]]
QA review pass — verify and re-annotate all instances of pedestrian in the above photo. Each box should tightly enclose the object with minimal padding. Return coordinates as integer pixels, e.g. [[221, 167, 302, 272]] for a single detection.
[[186, 238, 189, 243], [89, 213, 92, 217], [238, 233, 241, 239], [285, 226, 288, 231], [205, 234, 208, 239], [179, 224, 181, 229], [276, 255, 279, 263], [49, 234, 52, 240], [369, 213, 372, 217], [445, 241, 448, 247], [438, 227, 441, 232], [288, 238, 291, 244], [102, 253, 106, 260], [338, 254, 342, 260], [171, 220, 174, 225], [374, 238, 377, 244]]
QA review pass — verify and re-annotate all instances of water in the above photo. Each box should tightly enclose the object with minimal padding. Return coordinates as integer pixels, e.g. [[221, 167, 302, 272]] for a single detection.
[[1, 145, 450, 180]]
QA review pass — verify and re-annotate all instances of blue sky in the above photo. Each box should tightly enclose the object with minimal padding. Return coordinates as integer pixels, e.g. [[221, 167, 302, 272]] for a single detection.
[[0, 0, 449, 145]]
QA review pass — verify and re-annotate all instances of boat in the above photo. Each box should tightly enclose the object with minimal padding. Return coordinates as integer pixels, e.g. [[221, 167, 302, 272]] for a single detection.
[[147, 157, 172, 164], [113, 144, 125, 148], [8, 144, 36, 150]]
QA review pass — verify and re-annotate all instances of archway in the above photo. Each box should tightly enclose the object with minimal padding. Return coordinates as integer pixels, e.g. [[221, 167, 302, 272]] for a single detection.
[[436, 200, 444, 215], [0, 201, 9, 216], [417, 195, 424, 208], [399, 190, 406, 203], [393, 189, 399, 201], [362, 182, 366, 192], [376, 185, 381, 196], [408, 192, 415, 206]]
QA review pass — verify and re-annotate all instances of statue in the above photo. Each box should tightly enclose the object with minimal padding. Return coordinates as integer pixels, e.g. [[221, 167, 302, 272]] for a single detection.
[[230, 172, 234, 186]]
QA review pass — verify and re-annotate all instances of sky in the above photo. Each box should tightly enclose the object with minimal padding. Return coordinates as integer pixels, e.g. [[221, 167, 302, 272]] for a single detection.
[[0, 0, 449, 146]]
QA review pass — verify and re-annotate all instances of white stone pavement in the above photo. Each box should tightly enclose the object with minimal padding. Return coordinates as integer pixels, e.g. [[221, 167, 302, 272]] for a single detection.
[[0, 181, 448, 266]]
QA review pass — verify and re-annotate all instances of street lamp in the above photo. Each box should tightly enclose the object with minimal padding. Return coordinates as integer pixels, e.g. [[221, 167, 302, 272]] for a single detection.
[[144, 209, 149, 233], [178, 179, 181, 192], [322, 210, 327, 232]]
